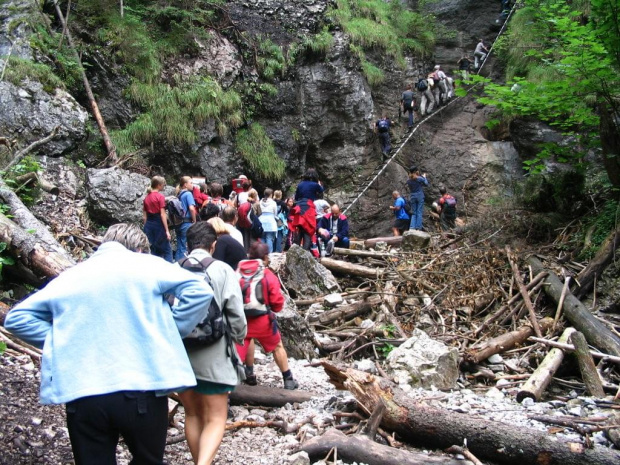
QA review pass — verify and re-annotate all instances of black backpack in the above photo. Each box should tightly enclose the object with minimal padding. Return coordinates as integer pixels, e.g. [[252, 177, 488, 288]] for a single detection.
[[177, 256, 225, 348], [249, 209, 264, 239], [377, 119, 390, 132], [416, 79, 428, 92], [403, 198, 413, 216]]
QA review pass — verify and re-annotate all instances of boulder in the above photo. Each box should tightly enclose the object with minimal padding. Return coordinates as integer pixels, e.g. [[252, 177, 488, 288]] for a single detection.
[[0, 81, 88, 157], [281, 245, 340, 299], [86, 168, 150, 225], [277, 294, 315, 361], [386, 329, 459, 390], [401, 230, 431, 250]]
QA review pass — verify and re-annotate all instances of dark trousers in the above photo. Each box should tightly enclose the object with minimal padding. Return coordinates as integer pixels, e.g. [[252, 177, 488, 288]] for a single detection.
[[378, 131, 391, 154], [66, 391, 168, 465]]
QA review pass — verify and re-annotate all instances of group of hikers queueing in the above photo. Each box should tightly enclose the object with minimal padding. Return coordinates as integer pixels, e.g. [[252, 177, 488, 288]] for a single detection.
[[391, 166, 458, 236], [5, 169, 357, 465]]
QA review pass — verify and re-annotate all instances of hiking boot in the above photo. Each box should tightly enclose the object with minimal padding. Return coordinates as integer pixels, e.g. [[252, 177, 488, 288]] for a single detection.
[[283, 378, 299, 390], [245, 374, 257, 386], [325, 241, 335, 257]]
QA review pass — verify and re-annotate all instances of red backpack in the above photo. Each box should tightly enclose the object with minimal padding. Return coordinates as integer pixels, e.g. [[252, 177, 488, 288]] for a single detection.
[[237, 259, 270, 318], [237, 202, 252, 228]]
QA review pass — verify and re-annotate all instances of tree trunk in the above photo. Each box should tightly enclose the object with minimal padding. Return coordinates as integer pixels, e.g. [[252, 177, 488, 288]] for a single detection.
[[229, 385, 315, 407], [573, 225, 620, 299], [309, 295, 382, 326], [465, 318, 554, 365], [599, 103, 620, 189], [300, 428, 462, 465], [528, 257, 620, 357], [51, 0, 117, 165], [571, 331, 605, 398], [321, 362, 620, 465], [364, 236, 403, 249], [320, 257, 385, 278], [333, 247, 393, 258]]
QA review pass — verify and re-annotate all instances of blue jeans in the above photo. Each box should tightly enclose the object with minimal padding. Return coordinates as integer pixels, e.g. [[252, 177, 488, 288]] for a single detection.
[[144, 219, 173, 263], [175, 221, 192, 260], [406, 108, 414, 127], [275, 230, 284, 252], [262, 231, 277, 253], [409, 195, 425, 230]]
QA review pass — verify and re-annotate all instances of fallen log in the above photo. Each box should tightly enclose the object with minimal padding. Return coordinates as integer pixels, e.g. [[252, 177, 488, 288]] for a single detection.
[[321, 361, 620, 465], [574, 225, 620, 299], [465, 317, 554, 365], [528, 257, 620, 357], [507, 247, 542, 337], [333, 247, 394, 258], [517, 327, 576, 402], [378, 281, 406, 338], [320, 257, 385, 278], [571, 331, 605, 398], [528, 337, 620, 364], [300, 428, 461, 465], [229, 384, 315, 407], [309, 295, 382, 325], [364, 236, 403, 249], [14, 172, 60, 196]]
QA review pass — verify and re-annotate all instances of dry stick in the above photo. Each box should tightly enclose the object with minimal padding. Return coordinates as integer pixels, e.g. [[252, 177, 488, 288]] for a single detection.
[[517, 327, 576, 402], [571, 331, 605, 397], [3, 126, 59, 171], [364, 400, 386, 439], [527, 336, 620, 364], [445, 445, 484, 465], [58, 0, 71, 48], [554, 275, 571, 330], [506, 247, 542, 338], [51, 0, 117, 165]]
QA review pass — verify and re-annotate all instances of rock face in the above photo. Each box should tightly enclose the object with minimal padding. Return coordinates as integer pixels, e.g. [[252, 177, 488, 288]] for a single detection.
[[277, 295, 315, 361], [86, 168, 150, 225], [0, 0, 34, 61], [0, 81, 89, 156], [509, 118, 566, 160], [281, 245, 340, 299], [386, 328, 459, 390]]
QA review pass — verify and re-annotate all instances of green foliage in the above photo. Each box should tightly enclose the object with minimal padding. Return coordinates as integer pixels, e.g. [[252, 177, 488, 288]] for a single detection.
[[296, 28, 334, 57], [235, 123, 285, 181], [112, 77, 243, 153], [579, 199, 619, 259], [0, 242, 15, 279], [3, 156, 41, 206], [516, 170, 585, 214], [378, 342, 395, 357], [2, 57, 64, 93], [327, 0, 436, 84], [0, 341, 6, 356], [257, 38, 286, 81], [29, 25, 81, 90], [477, 0, 620, 176]]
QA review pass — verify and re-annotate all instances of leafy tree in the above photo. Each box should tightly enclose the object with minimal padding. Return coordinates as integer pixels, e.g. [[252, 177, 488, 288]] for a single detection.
[[472, 0, 620, 184]]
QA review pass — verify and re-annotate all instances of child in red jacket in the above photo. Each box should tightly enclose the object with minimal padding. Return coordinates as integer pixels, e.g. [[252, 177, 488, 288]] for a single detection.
[[236, 242, 299, 390]]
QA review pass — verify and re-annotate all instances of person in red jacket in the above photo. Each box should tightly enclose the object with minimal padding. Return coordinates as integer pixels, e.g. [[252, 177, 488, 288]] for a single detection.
[[235, 242, 299, 390]]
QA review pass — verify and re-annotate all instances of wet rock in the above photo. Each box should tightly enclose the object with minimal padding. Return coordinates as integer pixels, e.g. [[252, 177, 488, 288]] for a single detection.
[[277, 294, 315, 360], [281, 245, 340, 299], [401, 230, 431, 250], [386, 329, 459, 390], [86, 167, 150, 225], [0, 1, 34, 61], [509, 118, 566, 160], [0, 81, 88, 156]]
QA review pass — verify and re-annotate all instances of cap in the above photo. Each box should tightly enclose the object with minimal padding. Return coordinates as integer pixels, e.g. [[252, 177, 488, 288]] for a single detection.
[[238, 175, 248, 180], [434, 65, 440, 70]]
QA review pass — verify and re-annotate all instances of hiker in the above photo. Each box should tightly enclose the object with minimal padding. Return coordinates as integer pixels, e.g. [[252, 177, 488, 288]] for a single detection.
[[390, 190, 410, 236], [317, 204, 350, 256], [4, 223, 212, 465], [273, 190, 288, 253], [457, 55, 472, 81], [407, 166, 429, 231], [231, 174, 248, 196], [236, 242, 299, 390], [293, 168, 324, 252], [175, 176, 198, 260], [284, 197, 295, 251], [236, 177, 252, 206], [401, 84, 416, 129], [474, 39, 489, 70], [259, 188, 278, 253], [208, 217, 248, 271], [180, 221, 247, 465], [434, 65, 454, 100], [142, 175, 173, 263], [375, 115, 392, 156], [200, 202, 221, 222], [416, 76, 435, 116], [221, 206, 244, 246], [237, 188, 260, 251], [437, 186, 458, 230], [314, 197, 330, 220], [192, 183, 210, 208], [207, 182, 229, 211]]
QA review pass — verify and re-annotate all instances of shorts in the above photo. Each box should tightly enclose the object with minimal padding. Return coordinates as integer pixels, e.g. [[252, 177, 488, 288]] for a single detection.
[[236, 315, 282, 361], [192, 380, 235, 395], [393, 218, 410, 231]]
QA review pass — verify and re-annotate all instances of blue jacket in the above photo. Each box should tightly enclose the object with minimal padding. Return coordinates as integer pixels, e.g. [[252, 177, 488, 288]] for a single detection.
[[394, 196, 409, 220], [407, 176, 428, 197], [4, 242, 213, 404], [295, 181, 324, 201], [317, 213, 349, 239]]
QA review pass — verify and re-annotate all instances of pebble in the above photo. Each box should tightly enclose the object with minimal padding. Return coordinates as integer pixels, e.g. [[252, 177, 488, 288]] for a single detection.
[[485, 387, 504, 400], [495, 378, 511, 389], [31, 418, 42, 426], [355, 359, 376, 373], [521, 397, 535, 407], [487, 354, 503, 364]]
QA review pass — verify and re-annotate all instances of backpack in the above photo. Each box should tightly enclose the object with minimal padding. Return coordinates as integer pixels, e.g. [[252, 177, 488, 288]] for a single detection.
[[177, 256, 226, 348], [377, 119, 389, 133], [416, 79, 428, 92], [249, 209, 264, 239], [443, 195, 457, 214], [403, 198, 413, 216], [237, 202, 252, 228], [166, 192, 187, 227], [237, 259, 270, 318], [431, 71, 440, 81]]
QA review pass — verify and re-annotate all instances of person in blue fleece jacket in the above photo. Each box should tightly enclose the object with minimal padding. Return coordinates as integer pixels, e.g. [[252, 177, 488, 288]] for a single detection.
[[4, 223, 213, 465]]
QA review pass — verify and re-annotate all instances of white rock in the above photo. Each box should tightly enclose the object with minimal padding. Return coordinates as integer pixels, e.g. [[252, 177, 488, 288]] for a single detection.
[[355, 359, 377, 374], [323, 293, 343, 307], [495, 378, 511, 389], [31, 417, 42, 426], [485, 387, 505, 400], [521, 397, 535, 407], [487, 354, 503, 364], [359, 319, 374, 329]]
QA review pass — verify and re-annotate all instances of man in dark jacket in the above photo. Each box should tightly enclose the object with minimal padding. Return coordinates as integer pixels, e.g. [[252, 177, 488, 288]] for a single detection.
[[375, 115, 392, 156], [401, 84, 416, 129], [317, 204, 350, 256]]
